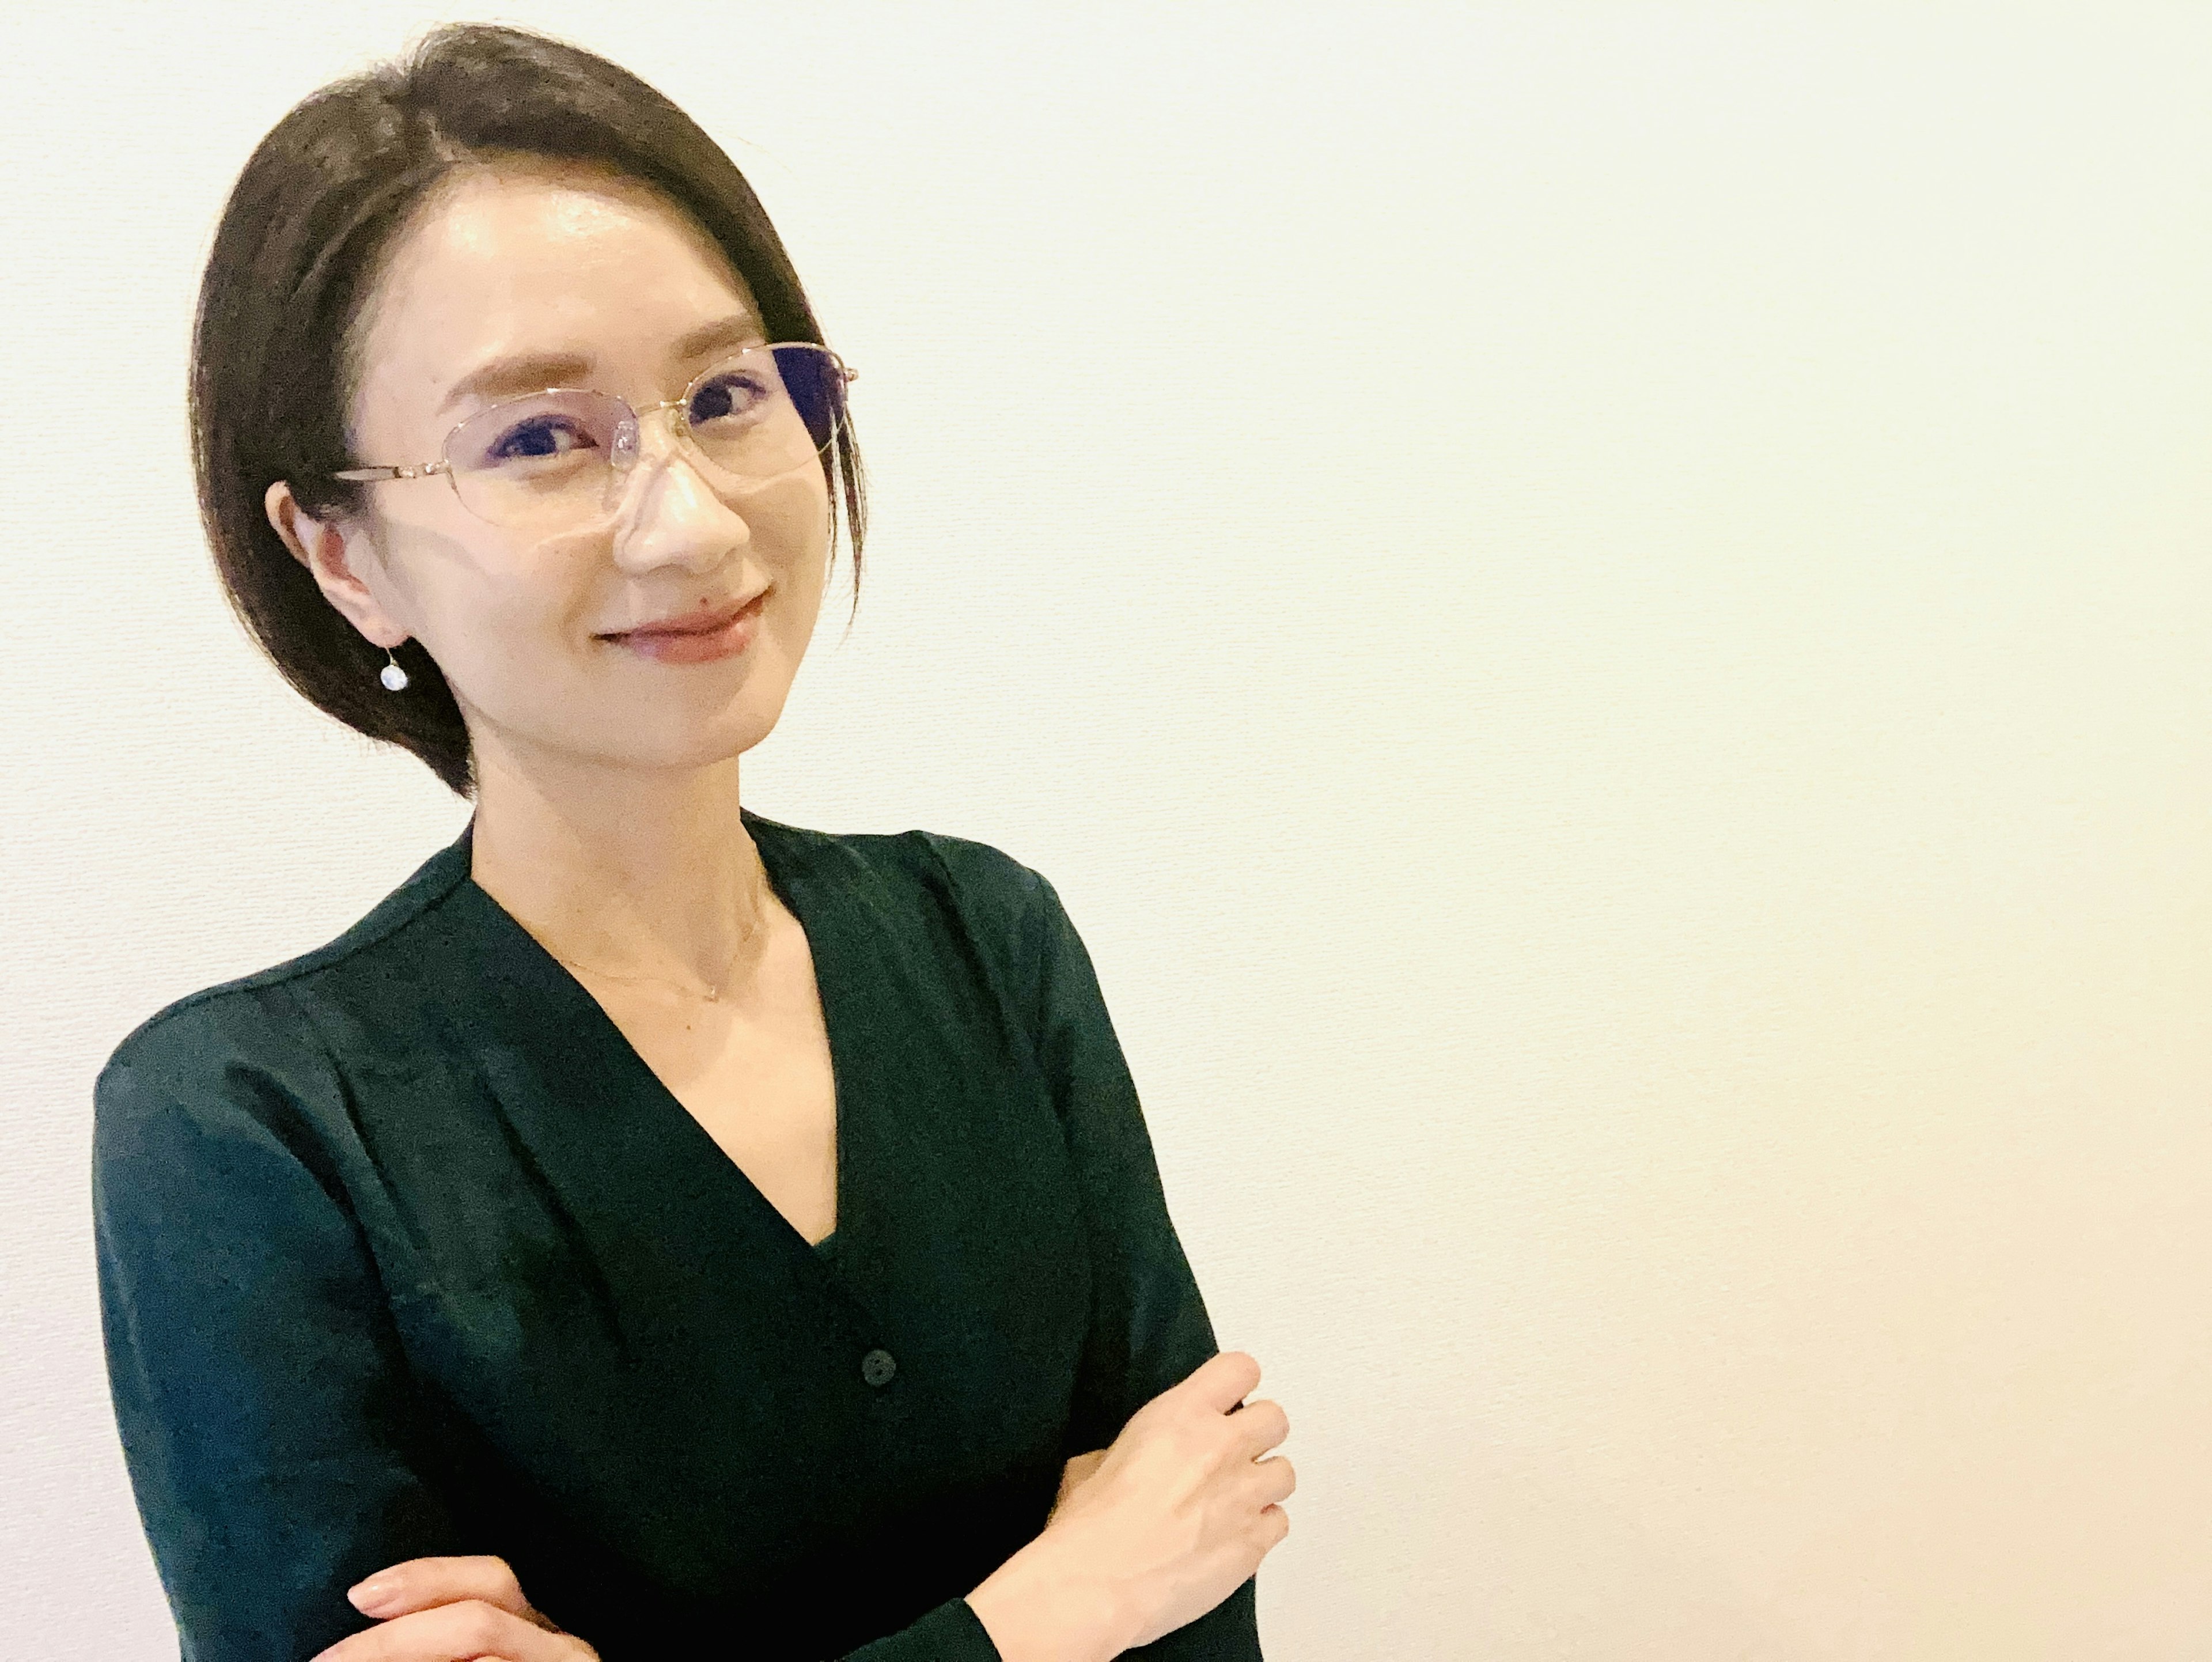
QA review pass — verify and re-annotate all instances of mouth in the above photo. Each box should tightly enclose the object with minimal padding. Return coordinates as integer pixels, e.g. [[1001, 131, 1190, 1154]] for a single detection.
[[599, 589, 767, 664], [598, 589, 767, 643]]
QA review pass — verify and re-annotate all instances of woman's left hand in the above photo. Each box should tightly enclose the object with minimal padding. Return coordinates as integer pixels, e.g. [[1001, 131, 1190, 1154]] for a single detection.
[[1048, 1448, 1110, 1526], [307, 1554, 599, 1661]]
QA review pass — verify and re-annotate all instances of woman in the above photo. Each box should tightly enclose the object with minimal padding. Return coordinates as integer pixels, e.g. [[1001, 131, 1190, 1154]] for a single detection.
[[90, 24, 1291, 1662]]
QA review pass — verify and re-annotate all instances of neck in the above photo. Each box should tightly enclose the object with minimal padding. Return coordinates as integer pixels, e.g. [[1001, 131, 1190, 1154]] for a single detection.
[[464, 747, 775, 997]]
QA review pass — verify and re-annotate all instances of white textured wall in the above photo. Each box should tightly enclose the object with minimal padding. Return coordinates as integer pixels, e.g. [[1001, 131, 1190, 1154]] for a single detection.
[[6, 5, 2210, 1657]]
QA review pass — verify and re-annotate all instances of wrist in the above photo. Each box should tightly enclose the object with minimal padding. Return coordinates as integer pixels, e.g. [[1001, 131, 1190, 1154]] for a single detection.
[[967, 1534, 1128, 1662]]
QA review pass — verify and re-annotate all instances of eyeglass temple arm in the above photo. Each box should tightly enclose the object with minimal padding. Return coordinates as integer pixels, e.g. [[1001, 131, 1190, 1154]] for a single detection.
[[332, 460, 453, 482]]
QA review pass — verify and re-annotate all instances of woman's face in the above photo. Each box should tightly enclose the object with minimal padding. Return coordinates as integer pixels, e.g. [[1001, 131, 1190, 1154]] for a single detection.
[[293, 160, 832, 785]]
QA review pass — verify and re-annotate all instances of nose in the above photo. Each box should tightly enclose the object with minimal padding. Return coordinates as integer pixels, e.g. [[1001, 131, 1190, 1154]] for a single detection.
[[608, 415, 752, 576]]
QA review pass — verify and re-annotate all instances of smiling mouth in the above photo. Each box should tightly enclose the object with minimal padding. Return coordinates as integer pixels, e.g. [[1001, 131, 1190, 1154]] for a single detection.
[[599, 590, 766, 641], [595, 589, 767, 665]]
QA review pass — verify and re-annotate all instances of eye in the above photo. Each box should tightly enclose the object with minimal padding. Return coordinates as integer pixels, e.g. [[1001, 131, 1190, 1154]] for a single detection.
[[487, 413, 599, 462], [688, 368, 775, 426]]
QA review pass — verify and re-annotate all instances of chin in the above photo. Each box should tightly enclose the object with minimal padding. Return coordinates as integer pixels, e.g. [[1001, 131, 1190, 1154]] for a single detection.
[[687, 694, 793, 766]]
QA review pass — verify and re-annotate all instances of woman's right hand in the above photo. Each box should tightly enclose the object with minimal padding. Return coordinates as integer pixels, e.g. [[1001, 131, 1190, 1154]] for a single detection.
[[307, 1554, 596, 1661], [1035, 1350, 1294, 1653]]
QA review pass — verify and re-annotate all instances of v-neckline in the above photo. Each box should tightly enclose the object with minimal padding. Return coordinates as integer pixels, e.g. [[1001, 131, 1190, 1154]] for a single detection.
[[453, 807, 850, 1261]]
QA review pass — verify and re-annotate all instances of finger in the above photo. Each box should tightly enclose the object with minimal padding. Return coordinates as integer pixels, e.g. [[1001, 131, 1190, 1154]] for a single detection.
[[1229, 1396, 1291, 1456], [346, 1554, 532, 1622], [1182, 1349, 1262, 1413], [1261, 1501, 1291, 1542], [309, 1595, 582, 1662], [1252, 1451, 1297, 1502]]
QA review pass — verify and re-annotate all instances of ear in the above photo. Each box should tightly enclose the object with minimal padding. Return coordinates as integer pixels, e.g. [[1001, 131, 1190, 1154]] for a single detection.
[[265, 480, 407, 650]]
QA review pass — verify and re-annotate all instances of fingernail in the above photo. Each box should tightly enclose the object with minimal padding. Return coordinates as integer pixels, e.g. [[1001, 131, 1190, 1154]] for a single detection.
[[348, 1576, 396, 1611]]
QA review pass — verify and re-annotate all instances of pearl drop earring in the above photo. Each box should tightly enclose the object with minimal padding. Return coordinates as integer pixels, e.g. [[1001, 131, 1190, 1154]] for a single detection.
[[379, 648, 410, 692]]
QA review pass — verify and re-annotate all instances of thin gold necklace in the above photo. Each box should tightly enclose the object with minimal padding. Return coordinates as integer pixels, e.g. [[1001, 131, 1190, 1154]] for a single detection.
[[547, 861, 772, 1004]]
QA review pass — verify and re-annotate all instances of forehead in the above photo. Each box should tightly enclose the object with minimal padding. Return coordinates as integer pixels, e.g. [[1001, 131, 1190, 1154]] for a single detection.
[[351, 162, 760, 409]]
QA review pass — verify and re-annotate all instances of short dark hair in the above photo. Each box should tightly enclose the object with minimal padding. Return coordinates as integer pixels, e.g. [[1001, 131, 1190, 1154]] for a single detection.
[[191, 22, 866, 800]]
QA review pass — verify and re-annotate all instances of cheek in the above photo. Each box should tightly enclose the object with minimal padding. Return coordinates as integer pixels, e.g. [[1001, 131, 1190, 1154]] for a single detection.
[[740, 483, 835, 620], [416, 552, 593, 695], [755, 469, 834, 558]]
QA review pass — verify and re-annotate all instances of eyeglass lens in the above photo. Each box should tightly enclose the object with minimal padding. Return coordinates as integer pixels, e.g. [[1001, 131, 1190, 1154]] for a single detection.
[[443, 343, 846, 529]]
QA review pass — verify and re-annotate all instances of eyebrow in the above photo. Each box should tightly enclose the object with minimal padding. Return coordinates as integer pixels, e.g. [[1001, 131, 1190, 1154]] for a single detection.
[[433, 315, 770, 418]]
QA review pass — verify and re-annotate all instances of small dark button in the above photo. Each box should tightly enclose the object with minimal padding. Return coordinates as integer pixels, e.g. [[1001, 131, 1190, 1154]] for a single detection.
[[861, 1347, 897, 1387]]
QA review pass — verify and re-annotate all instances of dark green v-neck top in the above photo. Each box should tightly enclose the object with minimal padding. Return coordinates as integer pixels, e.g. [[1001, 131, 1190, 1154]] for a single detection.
[[90, 810, 1260, 1662]]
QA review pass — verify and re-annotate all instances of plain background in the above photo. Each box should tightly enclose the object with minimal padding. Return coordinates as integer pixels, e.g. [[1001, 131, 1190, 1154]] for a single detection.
[[5, 3, 2210, 1657]]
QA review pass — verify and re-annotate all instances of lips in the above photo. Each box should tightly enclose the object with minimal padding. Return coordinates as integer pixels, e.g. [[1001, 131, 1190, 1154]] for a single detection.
[[601, 590, 764, 640]]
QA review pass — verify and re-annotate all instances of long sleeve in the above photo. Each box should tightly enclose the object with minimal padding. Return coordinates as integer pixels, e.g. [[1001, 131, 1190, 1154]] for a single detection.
[[94, 1020, 1016, 1662], [92, 1030, 471, 1662], [840, 1598, 1005, 1661], [1024, 873, 1266, 1661]]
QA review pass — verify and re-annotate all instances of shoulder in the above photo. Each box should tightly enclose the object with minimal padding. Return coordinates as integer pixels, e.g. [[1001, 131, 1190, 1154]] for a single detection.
[[96, 828, 474, 1125], [743, 811, 1079, 1016], [748, 809, 1058, 927]]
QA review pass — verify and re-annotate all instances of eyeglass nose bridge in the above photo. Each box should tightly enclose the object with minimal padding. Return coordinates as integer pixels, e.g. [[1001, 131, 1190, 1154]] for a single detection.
[[607, 396, 692, 474]]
